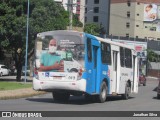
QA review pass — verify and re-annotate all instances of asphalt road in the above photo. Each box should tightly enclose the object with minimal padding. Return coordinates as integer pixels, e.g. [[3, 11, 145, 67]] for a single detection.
[[0, 77, 159, 120]]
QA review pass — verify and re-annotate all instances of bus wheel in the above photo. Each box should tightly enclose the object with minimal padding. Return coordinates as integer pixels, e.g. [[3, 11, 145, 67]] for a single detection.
[[157, 94, 160, 99], [52, 92, 70, 101], [143, 80, 146, 86], [122, 82, 130, 100], [96, 82, 107, 103]]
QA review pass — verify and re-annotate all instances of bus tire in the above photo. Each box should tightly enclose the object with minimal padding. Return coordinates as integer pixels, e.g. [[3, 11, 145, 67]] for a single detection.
[[52, 92, 70, 101], [96, 82, 107, 103], [122, 82, 130, 100], [143, 80, 146, 86], [84, 94, 92, 101], [0, 72, 2, 77], [157, 94, 160, 99]]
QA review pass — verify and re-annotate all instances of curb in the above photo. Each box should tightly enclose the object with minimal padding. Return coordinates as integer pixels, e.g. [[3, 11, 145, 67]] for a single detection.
[[146, 76, 159, 80], [0, 88, 46, 100]]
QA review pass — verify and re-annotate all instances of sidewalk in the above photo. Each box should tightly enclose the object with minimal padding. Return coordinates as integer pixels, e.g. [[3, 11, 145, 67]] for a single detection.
[[0, 76, 46, 100], [146, 76, 159, 80]]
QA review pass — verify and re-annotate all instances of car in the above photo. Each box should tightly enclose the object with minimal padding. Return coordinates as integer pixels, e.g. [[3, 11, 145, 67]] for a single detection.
[[138, 72, 146, 86], [157, 78, 160, 99], [0, 64, 11, 76]]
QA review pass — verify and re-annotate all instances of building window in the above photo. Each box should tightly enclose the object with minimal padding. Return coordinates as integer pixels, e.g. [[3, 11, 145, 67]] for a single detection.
[[85, 8, 87, 13], [145, 26, 147, 28], [136, 36, 138, 38], [126, 22, 130, 28], [127, 11, 130, 18], [94, 7, 99, 13], [137, 14, 139, 16], [136, 25, 139, 27], [93, 16, 99, 22], [157, 38, 160, 40], [127, 0, 131, 6], [85, 0, 88, 4], [137, 2, 140, 5], [94, 0, 99, 4], [126, 33, 129, 37], [85, 17, 87, 22], [150, 27, 156, 31]]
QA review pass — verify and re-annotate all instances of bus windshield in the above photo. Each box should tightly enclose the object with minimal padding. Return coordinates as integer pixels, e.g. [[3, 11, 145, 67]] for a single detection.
[[35, 31, 85, 73]]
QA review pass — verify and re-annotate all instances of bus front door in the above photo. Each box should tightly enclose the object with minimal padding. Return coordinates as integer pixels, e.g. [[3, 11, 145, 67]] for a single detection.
[[86, 38, 99, 94]]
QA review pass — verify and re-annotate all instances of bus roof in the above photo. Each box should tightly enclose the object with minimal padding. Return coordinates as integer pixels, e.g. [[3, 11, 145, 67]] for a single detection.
[[37, 30, 136, 52], [37, 30, 82, 38], [86, 33, 136, 51]]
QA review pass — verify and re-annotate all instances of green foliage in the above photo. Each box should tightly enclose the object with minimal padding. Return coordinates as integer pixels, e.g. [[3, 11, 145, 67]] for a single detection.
[[0, 0, 70, 81], [0, 0, 68, 50], [147, 49, 160, 62], [84, 23, 100, 36], [0, 47, 5, 60], [73, 14, 83, 27]]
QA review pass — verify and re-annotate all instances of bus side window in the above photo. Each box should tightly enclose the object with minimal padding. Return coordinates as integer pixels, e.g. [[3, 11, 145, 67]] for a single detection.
[[125, 48, 132, 68], [87, 38, 92, 62], [120, 47, 125, 67], [101, 42, 111, 65]]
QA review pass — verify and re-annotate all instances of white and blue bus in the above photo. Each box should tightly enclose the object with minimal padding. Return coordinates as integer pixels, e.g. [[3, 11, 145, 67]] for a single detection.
[[33, 30, 139, 103]]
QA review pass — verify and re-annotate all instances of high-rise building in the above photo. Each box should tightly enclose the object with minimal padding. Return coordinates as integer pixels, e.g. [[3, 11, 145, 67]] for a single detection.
[[84, 0, 111, 34], [110, 0, 160, 40]]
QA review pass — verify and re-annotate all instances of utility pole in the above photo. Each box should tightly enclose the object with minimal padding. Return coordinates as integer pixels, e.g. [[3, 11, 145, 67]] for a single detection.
[[24, 0, 30, 83], [67, 0, 76, 30], [68, 0, 73, 30]]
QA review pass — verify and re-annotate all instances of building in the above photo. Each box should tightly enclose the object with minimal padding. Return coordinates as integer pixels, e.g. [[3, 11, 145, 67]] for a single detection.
[[110, 0, 160, 40], [84, 0, 111, 34]]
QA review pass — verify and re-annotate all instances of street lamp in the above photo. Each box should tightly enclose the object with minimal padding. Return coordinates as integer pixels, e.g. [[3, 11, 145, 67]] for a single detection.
[[24, 0, 30, 83]]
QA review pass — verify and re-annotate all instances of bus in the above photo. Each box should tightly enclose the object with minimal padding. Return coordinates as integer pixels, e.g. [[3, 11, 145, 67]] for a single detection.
[[33, 30, 139, 103]]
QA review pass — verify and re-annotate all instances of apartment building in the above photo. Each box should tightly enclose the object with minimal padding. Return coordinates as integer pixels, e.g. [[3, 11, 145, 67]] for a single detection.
[[84, 0, 110, 34], [110, 0, 160, 40]]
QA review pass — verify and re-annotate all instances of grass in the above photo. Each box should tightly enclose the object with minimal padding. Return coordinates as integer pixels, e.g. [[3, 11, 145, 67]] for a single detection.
[[0, 82, 32, 91]]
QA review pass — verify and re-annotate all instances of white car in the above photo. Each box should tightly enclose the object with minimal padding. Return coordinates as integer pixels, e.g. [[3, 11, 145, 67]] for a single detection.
[[0, 64, 10, 76]]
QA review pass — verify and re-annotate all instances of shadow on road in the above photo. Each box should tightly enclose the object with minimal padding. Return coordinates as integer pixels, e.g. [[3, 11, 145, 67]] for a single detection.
[[26, 96, 94, 105], [153, 87, 157, 92], [152, 97, 159, 100], [26, 95, 135, 105]]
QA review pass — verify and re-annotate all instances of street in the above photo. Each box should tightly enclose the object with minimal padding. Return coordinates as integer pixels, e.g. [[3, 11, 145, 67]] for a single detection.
[[0, 77, 160, 119], [0, 78, 159, 112]]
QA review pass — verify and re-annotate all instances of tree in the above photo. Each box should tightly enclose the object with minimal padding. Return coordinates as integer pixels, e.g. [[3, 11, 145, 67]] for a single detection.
[[84, 23, 100, 36], [72, 14, 83, 27], [0, 0, 68, 81], [147, 49, 159, 62]]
